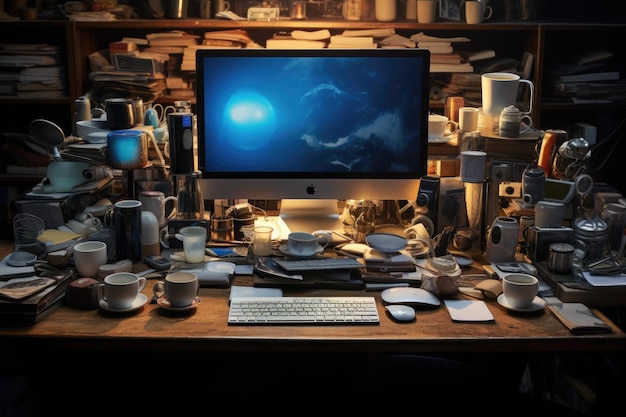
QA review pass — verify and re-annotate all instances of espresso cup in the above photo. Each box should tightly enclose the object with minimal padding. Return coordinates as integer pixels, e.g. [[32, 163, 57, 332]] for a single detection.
[[287, 231, 328, 257], [502, 273, 538, 310], [153, 272, 199, 308], [73, 241, 108, 278], [428, 114, 458, 138], [99, 272, 147, 310]]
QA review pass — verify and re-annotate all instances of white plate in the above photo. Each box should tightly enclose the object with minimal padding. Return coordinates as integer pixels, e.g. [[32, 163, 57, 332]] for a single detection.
[[99, 293, 147, 313], [278, 244, 324, 258], [497, 294, 546, 313], [157, 296, 201, 312], [428, 135, 454, 143], [365, 233, 407, 253]]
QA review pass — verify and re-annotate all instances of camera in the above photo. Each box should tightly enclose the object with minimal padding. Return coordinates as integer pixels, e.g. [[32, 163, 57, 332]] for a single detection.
[[498, 181, 522, 198], [415, 175, 440, 232]]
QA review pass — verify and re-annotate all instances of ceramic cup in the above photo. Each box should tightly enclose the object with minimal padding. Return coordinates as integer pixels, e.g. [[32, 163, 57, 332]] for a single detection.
[[287, 231, 329, 257], [460, 150, 487, 183], [73, 241, 108, 278], [417, 0, 437, 23], [99, 272, 146, 310], [502, 273, 538, 309], [429, 114, 458, 138], [465, 0, 492, 24], [176, 226, 207, 264], [481, 72, 534, 119], [458, 107, 480, 131], [153, 271, 199, 308]]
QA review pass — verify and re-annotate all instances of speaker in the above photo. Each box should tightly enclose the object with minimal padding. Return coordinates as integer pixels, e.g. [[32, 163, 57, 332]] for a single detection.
[[415, 175, 440, 233], [168, 112, 195, 174]]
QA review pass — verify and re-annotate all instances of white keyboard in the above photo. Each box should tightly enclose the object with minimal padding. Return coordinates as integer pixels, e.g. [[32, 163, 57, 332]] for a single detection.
[[273, 256, 363, 271], [228, 296, 379, 324]]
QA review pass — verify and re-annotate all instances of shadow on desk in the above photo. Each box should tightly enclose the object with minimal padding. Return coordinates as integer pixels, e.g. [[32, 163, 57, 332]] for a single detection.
[[4, 349, 614, 416]]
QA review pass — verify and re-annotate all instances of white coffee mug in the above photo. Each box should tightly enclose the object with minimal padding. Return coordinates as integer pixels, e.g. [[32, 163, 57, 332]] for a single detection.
[[287, 231, 328, 257], [429, 114, 458, 138], [99, 272, 147, 310], [458, 107, 479, 131], [139, 190, 177, 227], [153, 272, 199, 308], [502, 273, 538, 309], [481, 72, 534, 119], [417, 0, 437, 23], [73, 241, 108, 278], [465, 0, 492, 24]]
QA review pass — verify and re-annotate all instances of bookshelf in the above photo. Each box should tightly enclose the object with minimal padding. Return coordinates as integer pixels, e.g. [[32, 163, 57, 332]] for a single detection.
[[0, 19, 625, 156]]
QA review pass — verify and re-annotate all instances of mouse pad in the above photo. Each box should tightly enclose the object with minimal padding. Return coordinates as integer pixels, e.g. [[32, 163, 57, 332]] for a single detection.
[[443, 299, 495, 323]]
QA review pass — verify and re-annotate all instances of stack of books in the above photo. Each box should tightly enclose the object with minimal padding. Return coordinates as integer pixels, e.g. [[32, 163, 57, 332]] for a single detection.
[[0, 43, 67, 98], [0, 253, 74, 326], [409, 32, 472, 73]]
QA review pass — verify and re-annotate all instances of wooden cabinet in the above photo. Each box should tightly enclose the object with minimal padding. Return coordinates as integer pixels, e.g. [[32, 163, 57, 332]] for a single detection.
[[1, 19, 625, 144]]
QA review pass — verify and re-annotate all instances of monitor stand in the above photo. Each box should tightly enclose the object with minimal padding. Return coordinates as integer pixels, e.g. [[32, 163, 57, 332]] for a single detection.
[[279, 199, 345, 233]]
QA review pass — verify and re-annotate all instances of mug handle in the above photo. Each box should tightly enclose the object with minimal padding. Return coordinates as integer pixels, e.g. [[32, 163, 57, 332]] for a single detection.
[[444, 120, 458, 136], [164, 196, 178, 221], [137, 277, 147, 292], [484, 5, 493, 20], [313, 230, 332, 248], [520, 114, 533, 134], [159, 227, 170, 249], [519, 79, 534, 114], [153, 281, 165, 299]]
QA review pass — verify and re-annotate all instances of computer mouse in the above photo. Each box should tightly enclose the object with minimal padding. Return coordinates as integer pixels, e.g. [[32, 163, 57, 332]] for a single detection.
[[385, 304, 416, 322], [381, 287, 441, 308]]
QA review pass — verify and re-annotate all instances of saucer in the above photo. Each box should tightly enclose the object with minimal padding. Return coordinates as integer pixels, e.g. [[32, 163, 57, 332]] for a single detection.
[[157, 296, 201, 312], [279, 244, 324, 258], [99, 293, 147, 313], [497, 294, 546, 313], [365, 233, 407, 253], [428, 135, 454, 143]]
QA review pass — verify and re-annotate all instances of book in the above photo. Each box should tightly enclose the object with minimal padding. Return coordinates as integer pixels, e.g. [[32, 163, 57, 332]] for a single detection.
[[430, 62, 474, 73], [340, 28, 396, 38], [458, 49, 496, 62], [544, 297, 613, 334], [266, 38, 326, 49], [574, 49, 614, 67], [330, 35, 375, 46], [409, 32, 471, 44], [557, 71, 620, 83], [0, 276, 56, 302], [420, 45, 454, 54], [379, 34, 416, 48], [430, 53, 464, 64], [363, 248, 417, 272], [37, 229, 83, 253], [204, 29, 254, 44], [291, 29, 331, 41], [418, 41, 452, 47]]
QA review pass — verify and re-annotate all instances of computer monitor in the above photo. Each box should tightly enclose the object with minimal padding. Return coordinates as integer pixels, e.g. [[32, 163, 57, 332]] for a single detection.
[[195, 47, 431, 230]]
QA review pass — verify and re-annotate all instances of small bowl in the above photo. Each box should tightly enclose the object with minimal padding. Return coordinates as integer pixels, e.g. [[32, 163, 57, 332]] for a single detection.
[[76, 119, 110, 140]]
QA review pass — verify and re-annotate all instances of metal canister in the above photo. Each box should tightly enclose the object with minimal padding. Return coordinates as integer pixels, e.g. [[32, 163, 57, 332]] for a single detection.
[[573, 216, 608, 265], [548, 243, 575, 275]]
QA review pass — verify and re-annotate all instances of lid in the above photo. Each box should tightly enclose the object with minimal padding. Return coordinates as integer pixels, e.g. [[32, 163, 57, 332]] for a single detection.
[[574, 217, 607, 234], [549, 243, 574, 253]]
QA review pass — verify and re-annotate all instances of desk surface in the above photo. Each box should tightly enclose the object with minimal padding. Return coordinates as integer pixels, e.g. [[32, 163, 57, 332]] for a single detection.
[[0, 242, 625, 354]]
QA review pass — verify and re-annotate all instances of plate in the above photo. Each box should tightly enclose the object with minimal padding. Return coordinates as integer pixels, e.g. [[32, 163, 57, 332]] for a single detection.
[[279, 244, 324, 258], [497, 294, 546, 313], [365, 233, 407, 253], [7, 251, 38, 267], [157, 296, 201, 312], [99, 293, 147, 313], [428, 135, 454, 143]]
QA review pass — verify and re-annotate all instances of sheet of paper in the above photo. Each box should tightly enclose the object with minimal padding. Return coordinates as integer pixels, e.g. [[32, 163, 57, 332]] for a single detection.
[[582, 271, 626, 286], [443, 299, 495, 322]]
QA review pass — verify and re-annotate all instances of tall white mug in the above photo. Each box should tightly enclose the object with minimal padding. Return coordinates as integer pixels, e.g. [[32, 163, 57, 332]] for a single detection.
[[481, 72, 534, 118]]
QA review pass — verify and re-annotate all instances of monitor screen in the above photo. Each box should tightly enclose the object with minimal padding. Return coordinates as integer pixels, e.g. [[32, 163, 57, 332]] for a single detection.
[[195, 47, 431, 203]]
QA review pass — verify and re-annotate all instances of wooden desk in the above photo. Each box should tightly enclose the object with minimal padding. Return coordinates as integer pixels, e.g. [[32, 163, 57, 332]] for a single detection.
[[1, 265, 624, 355]]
